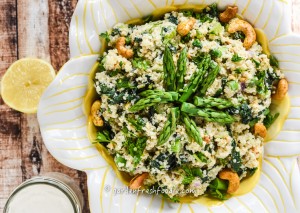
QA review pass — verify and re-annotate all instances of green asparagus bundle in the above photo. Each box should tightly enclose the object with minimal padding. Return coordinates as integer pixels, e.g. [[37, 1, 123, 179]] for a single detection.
[[198, 62, 220, 96], [194, 96, 233, 109], [129, 90, 179, 112], [163, 46, 176, 91], [179, 55, 211, 102], [181, 102, 235, 124], [182, 113, 203, 146], [158, 107, 180, 146], [176, 47, 187, 92]]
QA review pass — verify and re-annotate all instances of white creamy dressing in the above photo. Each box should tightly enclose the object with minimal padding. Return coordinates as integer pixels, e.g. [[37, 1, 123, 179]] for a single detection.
[[7, 184, 74, 213]]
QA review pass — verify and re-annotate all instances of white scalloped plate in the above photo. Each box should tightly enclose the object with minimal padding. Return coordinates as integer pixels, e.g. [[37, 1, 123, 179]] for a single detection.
[[38, 0, 300, 212]]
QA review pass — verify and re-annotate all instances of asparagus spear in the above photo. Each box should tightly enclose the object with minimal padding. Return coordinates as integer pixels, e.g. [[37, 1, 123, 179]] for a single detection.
[[158, 107, 180, 146], [176, 47, 187, 91], [163, 46, 176, 91], [194, 97, 233, 109], [182, 113, 203, 146], [181, 102, 235, 124], [179, 54, 211, 102], [129, 90, 179, 112], [198, 62, 220, 96]]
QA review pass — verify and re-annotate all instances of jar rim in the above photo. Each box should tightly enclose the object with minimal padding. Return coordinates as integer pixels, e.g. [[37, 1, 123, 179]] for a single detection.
[[4, 176, 82, 213]]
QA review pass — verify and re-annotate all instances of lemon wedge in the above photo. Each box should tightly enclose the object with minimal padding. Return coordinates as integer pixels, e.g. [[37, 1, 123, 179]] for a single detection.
[[0, 58, 56, 113]]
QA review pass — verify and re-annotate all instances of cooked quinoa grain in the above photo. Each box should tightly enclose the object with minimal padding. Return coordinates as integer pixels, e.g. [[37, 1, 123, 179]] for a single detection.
[[93, 4, 285, 201]]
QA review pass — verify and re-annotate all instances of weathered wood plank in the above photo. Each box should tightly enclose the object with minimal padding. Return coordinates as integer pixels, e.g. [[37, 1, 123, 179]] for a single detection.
[[48, 0, 78, 71], [0, 0, 22, 211]]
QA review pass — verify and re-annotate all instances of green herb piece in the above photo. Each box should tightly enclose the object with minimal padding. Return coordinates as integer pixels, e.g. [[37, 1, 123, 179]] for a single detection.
[[125, 36, 131, 45], [208, 178, 228, 200], [252, 58, 260, 68], [234, 68, 243, 74], [100, 31, 110, 42], [239, 103, 253, 124], [255, 71, 269, 95], [123, 136, 147, 166], [231, 140, 242, 174], [171, 138, 182, 153], [194, 152, 208, 163], [210, 49, 222, 59], [181, 32, 191, 43], [269, 55, 279, 68], [97, 56, 106, 72], [209, 22, 223, 35], [162, 193, 180, 202], [231, 53, 243, 62], [111, 28, 120, 36], [182, 165, 202, 185], [248, 167, 257, 176], [162, 27, 176, 44], [142, 14, 153, 23], [96, 130, 111, 143], [116, 78, 134, 89], [232, 31, 245, 41], [227, 80, 239, 91], [115, 154, 126, 168], [127, 116, 146, 131], [263, 110, 280, 128], [132, 58, 151, 70], [192, 39, 203, 48]]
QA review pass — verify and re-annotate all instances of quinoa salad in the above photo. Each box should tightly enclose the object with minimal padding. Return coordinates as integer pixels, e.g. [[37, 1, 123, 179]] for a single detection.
[[90, 4, 288, 201]]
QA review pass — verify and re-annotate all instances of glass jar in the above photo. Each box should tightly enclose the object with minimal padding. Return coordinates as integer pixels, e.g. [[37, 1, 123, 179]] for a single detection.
[[4, 173, 83, 213]]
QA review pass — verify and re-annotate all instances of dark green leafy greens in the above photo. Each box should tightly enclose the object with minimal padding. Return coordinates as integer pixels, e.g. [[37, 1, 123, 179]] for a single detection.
[[263, 110, 280, 128], [207, 178, 228, 200], [123, 136, 147, 166]]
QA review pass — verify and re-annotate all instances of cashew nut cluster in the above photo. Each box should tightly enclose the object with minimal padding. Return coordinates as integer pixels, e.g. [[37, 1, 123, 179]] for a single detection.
[[219, 6, 238, 23], [129, 173, 149, 189], [272, 78, 288, 101], [116, 37, 134, 58], [91, 100, 104, 127], [177, 18, 196, 36], [228, 18, 256, 50], [254, 123, 267, 138], [218, 169, 240, 194]]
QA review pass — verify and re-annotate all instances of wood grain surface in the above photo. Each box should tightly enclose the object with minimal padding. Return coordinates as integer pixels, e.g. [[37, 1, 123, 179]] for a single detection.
[[0, 1, 300, 213]]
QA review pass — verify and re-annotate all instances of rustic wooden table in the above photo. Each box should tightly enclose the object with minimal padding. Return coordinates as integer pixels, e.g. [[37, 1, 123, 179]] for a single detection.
[[0, 1, 300, 213]]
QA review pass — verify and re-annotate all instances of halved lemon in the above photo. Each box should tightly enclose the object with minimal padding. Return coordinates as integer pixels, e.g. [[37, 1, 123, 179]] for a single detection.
[[0, 58, 56, 113]]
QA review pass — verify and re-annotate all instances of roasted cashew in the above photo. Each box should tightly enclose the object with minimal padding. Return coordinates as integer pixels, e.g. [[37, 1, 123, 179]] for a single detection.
[[272, 78, 288, 101], [91, 100, 104, 127], [228, 18, 256, 50], [218, 169, 240, 194], [177, 18, 196, 36], [219, 6, 238, 23], [116, 37, 134, 58], [254, 123, 267, 138], [204, 135, 210, 143], [129, 173, 149, 189]]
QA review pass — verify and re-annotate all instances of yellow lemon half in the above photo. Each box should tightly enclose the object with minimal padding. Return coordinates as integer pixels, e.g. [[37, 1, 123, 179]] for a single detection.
[[0, 58, 56, 113]]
